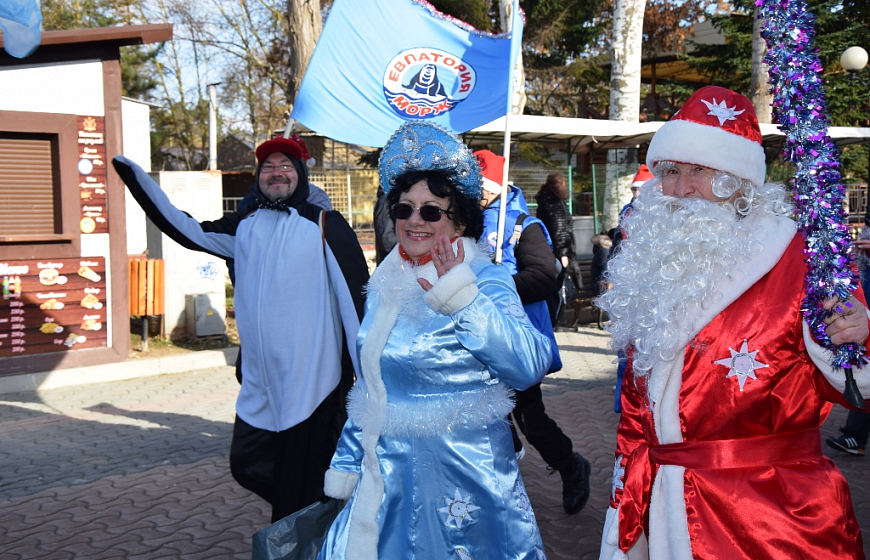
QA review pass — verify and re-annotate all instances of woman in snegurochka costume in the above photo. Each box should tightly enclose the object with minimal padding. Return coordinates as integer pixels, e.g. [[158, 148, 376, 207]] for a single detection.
[[317, 122, 553, 560]]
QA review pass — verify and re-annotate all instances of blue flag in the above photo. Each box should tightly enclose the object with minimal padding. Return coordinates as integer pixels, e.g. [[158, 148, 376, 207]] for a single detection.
[[291, 0, 522, 147], [0, 0, 42, 58]]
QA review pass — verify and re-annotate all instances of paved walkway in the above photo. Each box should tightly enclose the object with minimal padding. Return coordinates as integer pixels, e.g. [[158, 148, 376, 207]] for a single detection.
[[1, 327, 868, 559]]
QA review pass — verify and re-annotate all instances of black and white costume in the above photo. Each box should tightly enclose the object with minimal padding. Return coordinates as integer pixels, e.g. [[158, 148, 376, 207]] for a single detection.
[[113, 156, 368, 521]]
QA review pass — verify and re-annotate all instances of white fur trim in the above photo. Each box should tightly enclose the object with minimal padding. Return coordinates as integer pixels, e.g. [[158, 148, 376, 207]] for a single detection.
[[648, 465, 691, 560], [423, 262, 479, 314], [803, 320, 870, 394], [324, 468, 359, 500], [482, 176, 503, 194], [347, 382, 515, 437], [646, 119, 766, 188]]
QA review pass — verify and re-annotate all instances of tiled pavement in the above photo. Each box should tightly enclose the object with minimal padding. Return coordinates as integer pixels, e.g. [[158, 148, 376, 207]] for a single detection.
[[1, 326, 868, 559]]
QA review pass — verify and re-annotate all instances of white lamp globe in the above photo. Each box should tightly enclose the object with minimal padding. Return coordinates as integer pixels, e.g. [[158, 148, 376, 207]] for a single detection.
[[840, 46, 869, 72]]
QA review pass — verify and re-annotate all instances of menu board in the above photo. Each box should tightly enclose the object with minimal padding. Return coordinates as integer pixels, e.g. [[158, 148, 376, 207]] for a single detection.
[[0, 258, 108, 358], [77, 116, 109, 234]]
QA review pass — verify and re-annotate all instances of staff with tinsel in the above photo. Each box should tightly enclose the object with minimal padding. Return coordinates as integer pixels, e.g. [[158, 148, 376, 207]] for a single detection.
[[759, 0, 866, 408]]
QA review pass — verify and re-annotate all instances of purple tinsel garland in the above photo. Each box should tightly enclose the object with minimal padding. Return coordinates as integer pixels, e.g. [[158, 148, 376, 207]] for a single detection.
[[758, 0, 866, 369]]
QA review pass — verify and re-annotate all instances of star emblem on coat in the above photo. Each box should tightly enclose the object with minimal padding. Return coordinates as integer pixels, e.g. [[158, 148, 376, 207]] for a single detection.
[[438, 488, 481, 529], [714, 339, 769, 391], [701, 97, 746, 126]]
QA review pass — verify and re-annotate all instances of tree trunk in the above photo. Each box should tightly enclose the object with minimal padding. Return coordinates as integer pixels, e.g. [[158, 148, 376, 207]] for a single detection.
[[604, 0, 646, 232], [749, 6, 773, 124], [286, 0, 322, 111], [499, 0, 526, 115]]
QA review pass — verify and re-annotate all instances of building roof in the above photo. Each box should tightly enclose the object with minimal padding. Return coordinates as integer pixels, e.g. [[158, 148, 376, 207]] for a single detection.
[[0, 24, 172, 66]]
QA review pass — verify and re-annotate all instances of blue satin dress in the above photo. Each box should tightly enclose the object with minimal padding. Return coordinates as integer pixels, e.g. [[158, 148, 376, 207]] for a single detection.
[[317, 239, 551, 560]]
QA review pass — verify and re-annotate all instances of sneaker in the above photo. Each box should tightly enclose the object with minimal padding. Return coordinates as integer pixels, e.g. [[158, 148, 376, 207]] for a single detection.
[[561, 452, 591, 515], [826, 433, 865, 456]]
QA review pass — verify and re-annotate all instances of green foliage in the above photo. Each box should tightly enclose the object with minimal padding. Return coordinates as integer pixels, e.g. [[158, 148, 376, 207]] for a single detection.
[[426, 0, 496, 32], [41, 0, 159, 102]]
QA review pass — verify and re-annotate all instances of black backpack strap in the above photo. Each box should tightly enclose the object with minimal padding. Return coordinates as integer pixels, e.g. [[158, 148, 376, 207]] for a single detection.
[[509, 213, 528, 246]]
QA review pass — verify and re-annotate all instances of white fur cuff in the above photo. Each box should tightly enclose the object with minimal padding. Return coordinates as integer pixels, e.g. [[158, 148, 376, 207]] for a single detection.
[[423, 262, 478, 315], [324, 468, 359, 500]]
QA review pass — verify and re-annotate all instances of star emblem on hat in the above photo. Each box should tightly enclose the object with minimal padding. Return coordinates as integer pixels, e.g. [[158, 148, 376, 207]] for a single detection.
[[701, 97, 746, 126], [714, 339, 769, 391]]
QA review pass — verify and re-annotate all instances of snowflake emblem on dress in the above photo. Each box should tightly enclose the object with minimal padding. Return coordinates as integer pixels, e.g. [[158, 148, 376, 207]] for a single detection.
[[516, 486, 532, 515], [611, 455, 625, 502], [535, 545, 547, 560], [456, 549, 474, 560], [701, 97, 746, 126], [714, 339, 769, 391], [438, 488, 481, 529], [502, 297, 527, 319]]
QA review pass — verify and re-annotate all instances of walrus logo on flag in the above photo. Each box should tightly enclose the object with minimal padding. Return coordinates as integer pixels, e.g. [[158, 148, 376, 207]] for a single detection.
[[383, 48, 476, 119]]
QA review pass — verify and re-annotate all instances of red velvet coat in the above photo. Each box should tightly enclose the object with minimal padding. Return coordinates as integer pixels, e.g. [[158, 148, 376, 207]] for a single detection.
[[600, 218, 870, 560]]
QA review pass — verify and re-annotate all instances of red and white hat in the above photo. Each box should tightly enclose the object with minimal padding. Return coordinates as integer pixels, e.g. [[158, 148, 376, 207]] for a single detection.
[[256, 134, 314, 167], [646, 86, 766, 188], [474, 150, 505, 194], [632, 164, 654, 188]]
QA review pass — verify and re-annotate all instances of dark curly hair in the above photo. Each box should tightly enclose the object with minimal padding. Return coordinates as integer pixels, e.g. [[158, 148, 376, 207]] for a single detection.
[[538, 173, 569, 201], [386, 169, 484, 241]]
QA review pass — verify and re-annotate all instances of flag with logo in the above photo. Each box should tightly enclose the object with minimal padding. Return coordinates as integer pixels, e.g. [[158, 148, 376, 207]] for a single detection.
[[290, 0, 522, 147]]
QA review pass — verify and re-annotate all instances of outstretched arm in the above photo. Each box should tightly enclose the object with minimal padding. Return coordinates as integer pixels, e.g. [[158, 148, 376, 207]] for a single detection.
[[113, 156, 236, 259]]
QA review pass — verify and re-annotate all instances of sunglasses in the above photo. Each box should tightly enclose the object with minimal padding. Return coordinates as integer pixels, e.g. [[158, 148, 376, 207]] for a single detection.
[[391, 203, 453, 222]]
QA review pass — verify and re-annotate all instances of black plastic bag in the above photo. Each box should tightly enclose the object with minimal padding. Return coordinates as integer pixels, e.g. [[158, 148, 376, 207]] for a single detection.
[[252, 498, 341, 560]]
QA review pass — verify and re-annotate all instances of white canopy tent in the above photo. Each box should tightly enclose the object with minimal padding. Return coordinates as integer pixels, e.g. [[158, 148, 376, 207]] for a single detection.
[[461, 115, 870, 232]]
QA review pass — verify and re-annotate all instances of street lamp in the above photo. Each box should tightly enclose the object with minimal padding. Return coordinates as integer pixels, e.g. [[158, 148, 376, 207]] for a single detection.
[[840, 46, 870, 86]]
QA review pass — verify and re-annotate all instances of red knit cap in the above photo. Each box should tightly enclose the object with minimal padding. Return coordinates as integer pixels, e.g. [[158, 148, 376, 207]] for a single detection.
[[256, 134, 311, 165]]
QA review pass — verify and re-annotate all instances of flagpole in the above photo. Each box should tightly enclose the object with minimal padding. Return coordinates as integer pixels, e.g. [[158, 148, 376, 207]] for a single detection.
[[494, 0, 520, 265]]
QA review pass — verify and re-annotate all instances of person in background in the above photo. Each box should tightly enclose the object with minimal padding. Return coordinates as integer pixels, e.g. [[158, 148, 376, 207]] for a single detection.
[[373, 183, 397, 265], [113, 135, 369, 523], [476, 149, 592, 516], [318, 123, 552, 560], [535, 173, 582, 295], [597, 86, 870, 560]]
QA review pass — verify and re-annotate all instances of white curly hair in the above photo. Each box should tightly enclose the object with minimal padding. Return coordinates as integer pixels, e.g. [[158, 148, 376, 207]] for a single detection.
[[596, 165, 793, 379]]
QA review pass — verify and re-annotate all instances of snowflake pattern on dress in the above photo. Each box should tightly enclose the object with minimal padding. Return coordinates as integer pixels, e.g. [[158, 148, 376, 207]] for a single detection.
[[438, 487, 481, 529]]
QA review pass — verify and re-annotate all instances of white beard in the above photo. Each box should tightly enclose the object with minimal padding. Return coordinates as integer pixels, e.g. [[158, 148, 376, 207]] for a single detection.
[[597, 188, 762, 378]]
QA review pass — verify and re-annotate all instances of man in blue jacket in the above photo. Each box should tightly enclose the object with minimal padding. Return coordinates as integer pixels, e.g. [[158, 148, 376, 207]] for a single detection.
[[476, 150, 591, 515]]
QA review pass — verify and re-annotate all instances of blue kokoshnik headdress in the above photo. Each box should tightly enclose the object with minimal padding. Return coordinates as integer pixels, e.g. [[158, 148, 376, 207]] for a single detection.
[[378, 121, 483, 200]]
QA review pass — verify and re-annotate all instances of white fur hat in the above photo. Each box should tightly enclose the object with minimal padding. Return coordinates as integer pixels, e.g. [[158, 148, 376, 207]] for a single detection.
[[646, 86, 766, 188]]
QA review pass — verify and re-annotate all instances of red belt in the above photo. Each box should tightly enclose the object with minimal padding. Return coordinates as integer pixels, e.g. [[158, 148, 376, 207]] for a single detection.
[[618, 428, 823, 552]]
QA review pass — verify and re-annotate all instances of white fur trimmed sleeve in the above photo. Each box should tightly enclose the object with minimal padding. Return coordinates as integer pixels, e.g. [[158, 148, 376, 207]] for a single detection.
[[803, 320, 870, 394], [423, 262, 478, 314], [323, 419, 364, 499]]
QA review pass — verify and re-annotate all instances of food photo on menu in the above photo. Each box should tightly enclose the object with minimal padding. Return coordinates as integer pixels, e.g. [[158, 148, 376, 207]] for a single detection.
[[0, 258, 108, 357]]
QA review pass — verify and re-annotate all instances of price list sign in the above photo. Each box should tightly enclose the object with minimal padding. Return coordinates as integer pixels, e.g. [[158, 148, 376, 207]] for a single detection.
[[77, 116, 108, 234], [0, 258, 108, 358]]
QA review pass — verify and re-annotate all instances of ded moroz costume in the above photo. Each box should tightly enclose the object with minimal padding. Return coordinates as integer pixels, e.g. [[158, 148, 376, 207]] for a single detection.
[[597, 86, 870, 560]]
